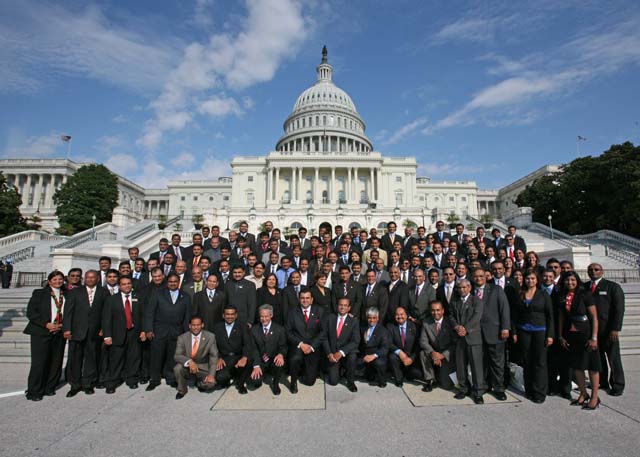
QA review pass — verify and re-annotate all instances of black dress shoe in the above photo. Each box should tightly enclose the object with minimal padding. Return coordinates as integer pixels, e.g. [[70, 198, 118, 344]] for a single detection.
[[84, 388, 95, 395], [290, 381, 298, 394], [106, 387, 116, 394], [609, 389, 623, 397], [254, 380, 263, 389], [66, 388, 81, 398], [472, 395, 484, 405], [271, 383, 281, 395], [422, 383, 433, 392], [395, 380, 404, 388], [532, 397, 545, 404], [454, 391, 467, 400], [175, 392, 186, 400], [378, 381, 387, 388], [26, 395, 43, 401], [494, 391, 507, 401], [347, 383, 358, 393], [139, 378, 149, 385], [237, 384, 248, 395], [95, 383, 105, 389], [44, 391, 56, 396], [145, 383, 159, 392], [127, 383, 138, 390], [168, 381, 178, 388]]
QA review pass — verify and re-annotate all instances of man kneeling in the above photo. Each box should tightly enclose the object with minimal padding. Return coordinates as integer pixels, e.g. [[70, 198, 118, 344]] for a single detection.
[[250, 305, 287, 395], [173, 315, 218, 399]]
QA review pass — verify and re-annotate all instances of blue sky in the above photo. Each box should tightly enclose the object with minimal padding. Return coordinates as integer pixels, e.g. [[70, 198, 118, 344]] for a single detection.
[[2, 0, 639, 190]]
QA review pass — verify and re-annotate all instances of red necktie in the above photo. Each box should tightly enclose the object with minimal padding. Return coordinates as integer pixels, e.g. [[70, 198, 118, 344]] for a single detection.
[[124, 294, 133, 330], [591, 281, 597, 293], [337, 316, 345, 337], [436, 321, 441, 334], [400, 326, 406, 348], [303, 309, 309, 323]]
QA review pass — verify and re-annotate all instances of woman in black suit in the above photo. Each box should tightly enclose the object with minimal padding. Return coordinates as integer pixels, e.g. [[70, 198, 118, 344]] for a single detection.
[[256, 273, 285, 325], [24, 270, 67, 401], [558, 271, 601, 410], [525, 251, 545, 276], [310, 272, 332, 311], [512, 269, 554, 403]]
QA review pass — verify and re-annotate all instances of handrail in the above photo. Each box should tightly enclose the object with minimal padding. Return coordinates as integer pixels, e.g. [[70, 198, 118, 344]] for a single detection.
[[1, 246, 35, 264], [50, 222, 113, 251], [527, 222, 590, 248], [606, 246, 639, 268], [578, 229, 640, 251], [125, 223, 156, 241], [0, 230, 67, 248]]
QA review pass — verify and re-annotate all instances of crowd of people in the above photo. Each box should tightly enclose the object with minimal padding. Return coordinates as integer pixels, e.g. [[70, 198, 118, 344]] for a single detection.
[[24, 220, 626, 410]]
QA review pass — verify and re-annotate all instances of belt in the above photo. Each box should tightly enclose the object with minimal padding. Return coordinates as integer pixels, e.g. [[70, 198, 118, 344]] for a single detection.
[[570, 315, 588, 322]]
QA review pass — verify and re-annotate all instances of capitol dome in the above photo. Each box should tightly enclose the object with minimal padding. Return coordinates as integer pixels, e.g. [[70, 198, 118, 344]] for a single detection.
[[275, 47, 373, 154]]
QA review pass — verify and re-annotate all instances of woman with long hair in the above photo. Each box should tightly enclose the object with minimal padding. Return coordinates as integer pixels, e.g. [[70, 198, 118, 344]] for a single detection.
[[24, 270, 67, 401], [310, 272, 332, 311], [256, 273, 285, 325], [525, 251, 545, 276], [512, 269, 554, 403], [558, 271, 601, 410]]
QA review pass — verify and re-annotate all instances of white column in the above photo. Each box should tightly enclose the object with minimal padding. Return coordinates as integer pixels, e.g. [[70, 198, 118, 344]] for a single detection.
[[44, 175, 53, 208], [314, 167, 320, 203], [354, 167, 359, 202], [347, 168, 352, 202], [291, 167, 297, 202], [370, 168, 375, 201], [266, 166, 271, 203], [24, 174, 32, 206], [34, 174, 43, 208], [299, 167, 304, 202], [331, 167, 336, 204], [275, 167, 280, 203]]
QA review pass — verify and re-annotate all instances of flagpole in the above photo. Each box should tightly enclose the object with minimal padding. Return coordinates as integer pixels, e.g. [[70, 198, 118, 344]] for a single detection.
[[67, 138, 71, 159]]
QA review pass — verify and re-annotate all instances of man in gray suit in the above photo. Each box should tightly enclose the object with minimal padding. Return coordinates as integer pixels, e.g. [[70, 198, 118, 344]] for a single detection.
[[173, 315, 218, 399], [450, 279, 486, 404], [409, 268, 436, 322], [473, 268, 510, 401], [419, 300, 457, 391]]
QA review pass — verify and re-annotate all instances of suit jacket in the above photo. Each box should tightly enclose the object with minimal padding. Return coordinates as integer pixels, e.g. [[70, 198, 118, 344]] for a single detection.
[[331, 280, 364, 317], [63, 286, 109, 341], [476, 283, 510, 344], [449, 295, 483, 345], [212, 320, 253, 358], [24, 287, 67, 336], [169, 244, 187, 262], [181, 280, 204, 302], [587, 278, 625, 333], [237, 232, 256, 251], [380, 233, 403, 253], [409, 283, 437, 322], [144, 288, 191, 339], [203, 236, 230, 251], [401, 236, 418, 254], [436, 282, 458, 312], [174, 330, 218, 375], [225, 279, 257, 325], [514, 235, 527, 253], [360, 324, 390, 360], [351, 273, 367, 287], [251, 322, 287, 368], [286, 305, 325, 351], [193, 288, 226, 332], [102, 291, 143, 346], [472, 236, 491, 248], [362, 283, 389, 324], [386, 320, 419, 359], [282, 284, 309, 319], [322, 313, 360, 355], [419, 316, 457, 360], [430, 231, 451, 243], [387, 280, 410, 323]]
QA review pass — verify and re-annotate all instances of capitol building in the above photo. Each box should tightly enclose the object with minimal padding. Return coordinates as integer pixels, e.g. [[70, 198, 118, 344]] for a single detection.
[[1, 48, 553, 234]]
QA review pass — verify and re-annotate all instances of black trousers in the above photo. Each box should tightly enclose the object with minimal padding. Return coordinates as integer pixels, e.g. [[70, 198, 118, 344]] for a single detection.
[[327, 353, 357, 385], [547, 342, 571, 395], [288, 347, 321, 385], [140, 340, 151, 381], [360, 356, 388, 384], [483, 341, 506, 393], [215, 354, 252, 386], [518, 331, 548, 401], [388, 353, 422, 382], [150, 336, 177, 384], [68, 334, 102, 389], [27, 332, 66, 396], [251, 359, 283, 385], [105, 330, 141, 388], [599, 333, 625, 391]]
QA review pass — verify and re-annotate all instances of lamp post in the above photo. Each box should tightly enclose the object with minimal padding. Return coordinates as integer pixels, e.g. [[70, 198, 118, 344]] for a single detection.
[[547, 214, 553, 240], [92, 214, 96, 240]]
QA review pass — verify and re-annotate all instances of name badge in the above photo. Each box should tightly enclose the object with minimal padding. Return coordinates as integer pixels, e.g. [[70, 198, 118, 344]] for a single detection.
[[599, 291, 607, 295], [132, 298, 138, 302]]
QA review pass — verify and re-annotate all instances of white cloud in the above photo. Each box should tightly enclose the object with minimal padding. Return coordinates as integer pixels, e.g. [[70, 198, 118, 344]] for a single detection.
[[112, 114, 129, 124], [382, 118, 428, 146], [193, 0, 215, 28], [131, 153, 231, 188], [170, 151, 196, 168], [104, 153, 139, 175], [94, 135, 126, 153], [434, 18, 497, 44], [137, 0, 309, 150], [4, 131, 63, 157], [0, 1, 181, 94]]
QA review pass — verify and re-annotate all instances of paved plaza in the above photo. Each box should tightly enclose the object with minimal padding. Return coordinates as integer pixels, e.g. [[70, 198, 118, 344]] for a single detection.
[[1, 355, 639, 457]]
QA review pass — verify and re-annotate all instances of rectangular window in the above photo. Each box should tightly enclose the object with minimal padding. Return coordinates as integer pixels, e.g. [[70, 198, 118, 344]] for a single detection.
[[180, 196, 185, 201], [248, 176, 254, 182], [395, 176, 402, 183], [193, 196, 198, 201]]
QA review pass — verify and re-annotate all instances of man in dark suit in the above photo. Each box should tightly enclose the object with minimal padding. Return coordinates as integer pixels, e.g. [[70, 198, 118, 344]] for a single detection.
[[281, 271, 308, 321], [409, 268, 436, 322], [136, 266, 165, 384], [169, 233, 187, 262], [507, 225, 527, 253], [173, 315, 217, 399], [193, 274, 226, 332], [419, 300, 457, 391], [332, 266, 363, 317], [387, 306, 420, 386], [250, 304, 287, 395], [149, 238, 170, 264], [181, 266, 205, 302], [212, 305, 253, 394], [351, 263, 367, 286], [159, 252, 176, 278], [226, 265, 257, 326], [450, 279, 485, 404], [359, 307, 390, 387], [473, 227, 492, 249], [431, 220, 451, 243], [380, 221, 403, 254], [144, 273, 191, 391], [473, 268, 510, 401], [436, 266, 458, 313], [237, 221, 256, 252], [102, 276, 145, 393], [587, 263, 626, 396], [286, 290, 325, 393], [63, 270, 109, 396], [362, 269, 389, 326], [298, 227, 312, 252], [387, 266, 410, 324], [322, 297, 360, 391], [401, 227, 418, 255]]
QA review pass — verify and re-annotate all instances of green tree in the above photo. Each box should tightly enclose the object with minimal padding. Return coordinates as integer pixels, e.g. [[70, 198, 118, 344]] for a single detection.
[[53, 164, 119, 235], [516, 142, 640, 237], [0, 171, 28, 236]]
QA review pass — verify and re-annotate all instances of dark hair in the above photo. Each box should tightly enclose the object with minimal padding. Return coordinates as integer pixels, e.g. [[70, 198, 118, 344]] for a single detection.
[[262, 272, 279, 289], [67, 267, 83, 276], [47, 270, 65, 281], [99, 256, 112, 263]]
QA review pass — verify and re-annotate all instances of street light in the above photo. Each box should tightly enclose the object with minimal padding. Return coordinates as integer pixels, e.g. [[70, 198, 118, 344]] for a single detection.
[[547, 214, 553, 240], [92, 214, 96, 240]]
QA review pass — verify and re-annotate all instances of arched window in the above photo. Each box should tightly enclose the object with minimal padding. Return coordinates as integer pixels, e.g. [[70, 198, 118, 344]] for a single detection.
[[289, 221, 303, 230], [377, 222, 388, 235], [348, 222, 361, 230]]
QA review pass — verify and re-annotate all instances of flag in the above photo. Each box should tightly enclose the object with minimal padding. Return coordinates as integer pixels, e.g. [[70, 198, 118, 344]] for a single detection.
[[577, 135, 587, 141], [61, 135, 72, 142]]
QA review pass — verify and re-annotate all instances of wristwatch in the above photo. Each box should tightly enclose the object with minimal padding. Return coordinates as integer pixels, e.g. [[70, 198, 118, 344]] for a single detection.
[[590, 337, 598, 342]]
